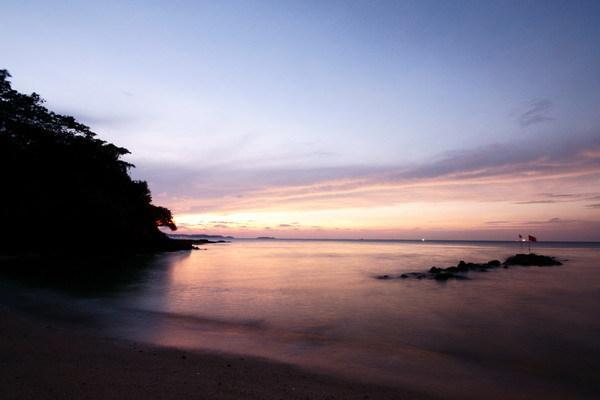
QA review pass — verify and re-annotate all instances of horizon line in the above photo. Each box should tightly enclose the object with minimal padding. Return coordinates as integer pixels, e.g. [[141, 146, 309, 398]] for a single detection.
[[168, 234, 600, 244]]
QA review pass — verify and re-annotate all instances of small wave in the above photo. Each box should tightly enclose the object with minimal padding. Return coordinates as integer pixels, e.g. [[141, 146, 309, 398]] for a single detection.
[[119, 307, 266, 330]]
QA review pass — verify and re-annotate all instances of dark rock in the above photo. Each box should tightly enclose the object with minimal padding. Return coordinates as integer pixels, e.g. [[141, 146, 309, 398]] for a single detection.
[[504, 253, 562, 266], [456, 262, 470, 272], [433, 271, 454, 280], [377, 253, 562, 282], [399, 272, 430, 279], [433, 271, 468, 280]]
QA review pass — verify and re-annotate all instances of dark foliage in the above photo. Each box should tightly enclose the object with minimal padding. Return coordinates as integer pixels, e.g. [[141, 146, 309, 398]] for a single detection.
[[0, 69, 189, 254]]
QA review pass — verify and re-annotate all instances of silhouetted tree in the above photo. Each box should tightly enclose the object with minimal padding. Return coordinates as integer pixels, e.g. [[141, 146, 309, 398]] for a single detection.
[[0, 69, 188, 254]]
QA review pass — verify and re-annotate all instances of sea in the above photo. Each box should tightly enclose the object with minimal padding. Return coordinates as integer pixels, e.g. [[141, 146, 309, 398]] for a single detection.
[[2, 239, 600, 399]]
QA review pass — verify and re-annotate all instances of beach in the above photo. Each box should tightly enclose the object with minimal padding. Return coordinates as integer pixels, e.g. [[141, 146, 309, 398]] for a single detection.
[[0, 304, 419, 400]]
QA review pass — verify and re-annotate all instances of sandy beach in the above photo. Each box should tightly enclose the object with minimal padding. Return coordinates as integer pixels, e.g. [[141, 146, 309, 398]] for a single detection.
[[0, 305, 430, 400]]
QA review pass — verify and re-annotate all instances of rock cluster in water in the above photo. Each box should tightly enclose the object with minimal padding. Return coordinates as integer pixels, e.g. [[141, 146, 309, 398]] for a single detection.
[[376, 253, 562, 281], [504, 253, 562, 266]]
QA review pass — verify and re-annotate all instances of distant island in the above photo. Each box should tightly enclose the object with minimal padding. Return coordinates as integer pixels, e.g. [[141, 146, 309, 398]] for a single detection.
[[0, 70, 193, 255], [169, 234, 235, 240], [256, 236, 276, 240]]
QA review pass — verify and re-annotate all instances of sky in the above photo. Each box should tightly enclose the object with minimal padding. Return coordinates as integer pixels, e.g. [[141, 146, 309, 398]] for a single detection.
[[2, 0, 600, 240]]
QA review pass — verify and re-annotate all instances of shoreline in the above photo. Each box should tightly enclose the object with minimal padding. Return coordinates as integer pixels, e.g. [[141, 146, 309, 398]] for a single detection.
[[0, 304, 432, 400]]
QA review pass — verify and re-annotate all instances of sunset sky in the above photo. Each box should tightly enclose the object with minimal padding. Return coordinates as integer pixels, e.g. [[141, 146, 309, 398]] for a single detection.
[[2, 1, 600, 240]]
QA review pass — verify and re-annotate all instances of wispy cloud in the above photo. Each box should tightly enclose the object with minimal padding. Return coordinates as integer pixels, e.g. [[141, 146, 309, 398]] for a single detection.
[[519, 99, 553, 127], [58, 109, 139, 129], [140, 131, 600, 241], [524, 217, 578, 225], [515, 200, 557, 204], [515, 193, 600, 205]]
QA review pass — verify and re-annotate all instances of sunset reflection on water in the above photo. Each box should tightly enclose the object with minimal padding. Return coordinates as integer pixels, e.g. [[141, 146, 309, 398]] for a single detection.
[[102, 240, 600, 399]]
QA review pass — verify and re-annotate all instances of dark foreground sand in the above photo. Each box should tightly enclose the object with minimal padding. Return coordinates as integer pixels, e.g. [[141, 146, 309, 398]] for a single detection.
[[0, 306, 432, 400]]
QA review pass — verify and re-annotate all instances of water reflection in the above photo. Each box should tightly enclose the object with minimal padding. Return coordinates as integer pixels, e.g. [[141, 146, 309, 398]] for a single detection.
[[87, 240, 599, 398], [3, 240, 600, 399]]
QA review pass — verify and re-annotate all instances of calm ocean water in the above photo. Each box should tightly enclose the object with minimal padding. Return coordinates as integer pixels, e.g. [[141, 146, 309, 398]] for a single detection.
[[4, 239, 600, 398]]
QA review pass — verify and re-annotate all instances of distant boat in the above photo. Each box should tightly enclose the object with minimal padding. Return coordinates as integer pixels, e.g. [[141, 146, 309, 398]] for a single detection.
[[421, 238, 426, 242]]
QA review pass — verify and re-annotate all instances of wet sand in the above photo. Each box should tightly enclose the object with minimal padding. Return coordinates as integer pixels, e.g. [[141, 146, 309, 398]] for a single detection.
[[0, 305, 430, 400]]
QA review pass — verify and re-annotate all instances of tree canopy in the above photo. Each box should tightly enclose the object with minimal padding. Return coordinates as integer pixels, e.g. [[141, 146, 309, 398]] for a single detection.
[[0, 69, 186, 254]]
